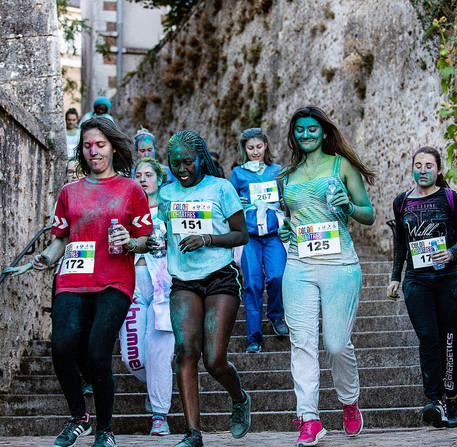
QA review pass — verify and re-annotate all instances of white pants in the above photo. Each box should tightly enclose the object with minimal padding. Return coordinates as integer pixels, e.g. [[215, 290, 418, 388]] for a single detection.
[[119, 266, 175, 414], [282, 259, 361, 420]]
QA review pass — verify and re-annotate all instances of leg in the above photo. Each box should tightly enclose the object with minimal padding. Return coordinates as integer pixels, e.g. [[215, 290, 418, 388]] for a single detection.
[[282, 259, 321, 420], [241, 235, 265, 344], [320, 264, 361, 406], [88, 288, 131, 433], [170, 290, 204, 431], [202, 293, 243, 401], [263, 235, 286, 321], [52, 291, 92, 418]]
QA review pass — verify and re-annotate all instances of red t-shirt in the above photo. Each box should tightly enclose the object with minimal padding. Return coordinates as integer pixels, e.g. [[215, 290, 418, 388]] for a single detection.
[[51, 174, 152, 299]]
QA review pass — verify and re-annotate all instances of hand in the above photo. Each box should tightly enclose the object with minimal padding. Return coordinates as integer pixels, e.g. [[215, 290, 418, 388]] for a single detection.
[[431, 249, 452, 264], [179, 235, 206, 253], [240, 196, 249, 205], [331, 187, 351, 212], [387, 281, 400, 301], [3, 262, 33, 277], [146, 231, 166, 252], [278, 219, 291, 243], [33, 254, 52, 271], [110, 224, 132, 250]]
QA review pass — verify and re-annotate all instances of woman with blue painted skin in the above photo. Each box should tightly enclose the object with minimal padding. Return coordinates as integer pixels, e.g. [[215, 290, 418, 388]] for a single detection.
[[119, 157, 175, 437], [150, 131, 250, 447], [387, 146, 457, 429], [229, 128, 288, 353], [278, 106, 375, 447]]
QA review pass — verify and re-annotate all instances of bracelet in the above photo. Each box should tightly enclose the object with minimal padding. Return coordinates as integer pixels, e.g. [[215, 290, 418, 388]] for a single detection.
[[345, 202, 355, 216], [126, 238, 137, 252], [200, 235, 206, 247], [208, 234, 213, 246], [448, 250, 455, 261]]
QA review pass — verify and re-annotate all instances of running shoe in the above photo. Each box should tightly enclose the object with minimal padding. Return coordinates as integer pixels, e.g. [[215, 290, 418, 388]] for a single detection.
[[231, 390, 251, 438], [92, 431, 117, 447], [341, 401, 363, 436], [54, 413, 91, 447], [293, 418, 326, 446], [423, 400, 449, 428], [174, 429, 203, 447], [150, 415, 170, 436], [446, 398, 457, 428], [271, 318, 289, 336], [246, 341, 262, 353]]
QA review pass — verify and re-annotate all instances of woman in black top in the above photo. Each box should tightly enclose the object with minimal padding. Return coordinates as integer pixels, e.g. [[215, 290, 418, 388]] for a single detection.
[[387, 146, 457, 428]]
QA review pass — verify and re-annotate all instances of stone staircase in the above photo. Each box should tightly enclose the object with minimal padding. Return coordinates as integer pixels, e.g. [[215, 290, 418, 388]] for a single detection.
[[0, 260, 424, 436]]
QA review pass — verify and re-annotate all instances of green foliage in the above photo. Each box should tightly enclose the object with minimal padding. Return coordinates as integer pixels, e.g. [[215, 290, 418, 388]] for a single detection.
[[429, 14, 457, 180], [126, 0, 198, 31], [56, 0, 90, 55], [95, 38, 111, 57]]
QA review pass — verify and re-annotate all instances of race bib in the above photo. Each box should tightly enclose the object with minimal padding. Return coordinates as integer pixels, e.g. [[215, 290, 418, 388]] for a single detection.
[[170, 202, 213, 234], [409, 236, 447, 269], [297, 221, 341, 258], [60, 241, 95, 275], [249, 181, 279, 203]]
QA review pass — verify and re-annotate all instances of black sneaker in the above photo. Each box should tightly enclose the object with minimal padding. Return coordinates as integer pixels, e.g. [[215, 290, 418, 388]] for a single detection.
[[54, 413, 91, 447], [446, 398, 457, 428], [246, 341, 262, 353], [174, 429, 203, 447], [231, 390, 251, 438], [271, 318, 289, 336], [423, 400, 449, 428], [92, 431, 117, 447]]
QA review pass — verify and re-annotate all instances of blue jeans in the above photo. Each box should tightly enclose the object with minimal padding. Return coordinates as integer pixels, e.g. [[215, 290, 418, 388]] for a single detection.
[[52, 287, 131, 432], [403, 270, 457, 400], [241, 233, 286, 344]]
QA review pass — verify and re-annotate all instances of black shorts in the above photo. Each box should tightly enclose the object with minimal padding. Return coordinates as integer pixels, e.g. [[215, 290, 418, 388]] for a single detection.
[[171, 262, 242, 299]]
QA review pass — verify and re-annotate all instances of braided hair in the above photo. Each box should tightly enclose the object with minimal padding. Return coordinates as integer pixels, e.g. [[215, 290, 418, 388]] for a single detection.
[[167, 131, 221, 177]]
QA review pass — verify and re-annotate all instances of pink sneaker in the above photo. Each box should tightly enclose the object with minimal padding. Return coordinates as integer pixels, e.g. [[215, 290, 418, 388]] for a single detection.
[[293, 418, 326, 446], [341, 401, 363, 437]]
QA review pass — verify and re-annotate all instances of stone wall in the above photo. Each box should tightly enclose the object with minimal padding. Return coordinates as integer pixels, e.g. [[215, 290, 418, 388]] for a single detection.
[[111, 0, 446, 255], [0, 0, 66, 392]]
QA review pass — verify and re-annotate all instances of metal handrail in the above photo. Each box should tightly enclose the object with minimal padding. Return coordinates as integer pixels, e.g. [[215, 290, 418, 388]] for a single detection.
[[0, 225, 52, 284]]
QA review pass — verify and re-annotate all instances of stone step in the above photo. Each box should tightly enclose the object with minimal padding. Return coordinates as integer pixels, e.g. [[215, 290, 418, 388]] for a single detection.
[[17, 346, 419, 376], [8, 364, 421, 395], [0, 407, 422, 436], [1, 385, 424, 416]]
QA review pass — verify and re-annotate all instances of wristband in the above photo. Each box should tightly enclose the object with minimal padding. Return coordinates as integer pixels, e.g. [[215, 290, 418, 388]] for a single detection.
[[345, 202, 355, 216], [448, 250, 455, 261], [208, 234, 213, 246], [126, 238, 137, 252]]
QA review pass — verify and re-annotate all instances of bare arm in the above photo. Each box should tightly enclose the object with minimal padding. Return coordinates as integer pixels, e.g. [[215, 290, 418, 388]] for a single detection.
[[33, 236, 68, 270]]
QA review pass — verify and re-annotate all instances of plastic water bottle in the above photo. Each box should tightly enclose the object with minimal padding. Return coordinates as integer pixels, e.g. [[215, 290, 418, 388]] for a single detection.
[[151, 222, 166, 258], [326, 179, 342, 213], [108, 218, 123, 254], [431, 240, 445, 270]]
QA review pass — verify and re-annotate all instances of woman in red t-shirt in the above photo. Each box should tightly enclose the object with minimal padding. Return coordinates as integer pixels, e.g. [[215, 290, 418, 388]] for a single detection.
[[33, 117, 152, 447]]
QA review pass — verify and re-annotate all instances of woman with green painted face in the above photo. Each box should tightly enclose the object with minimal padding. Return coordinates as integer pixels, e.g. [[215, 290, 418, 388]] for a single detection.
[[278, 106, 375, 447], [387, 146, 457, 429]]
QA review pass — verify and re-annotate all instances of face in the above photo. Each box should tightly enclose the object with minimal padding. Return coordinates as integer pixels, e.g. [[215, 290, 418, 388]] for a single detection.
[[169, 146, 203, 188], [94, 104, 108, 115], [136, 138, 155, 159], [134, 164, 159, 195], [413, 153, 441, 188], [66, 160, 78, 183], [293, 117, 325, 153], [66, 113, 78, 130], [82, 128, 116, 178], [245, 138, 266, 162]]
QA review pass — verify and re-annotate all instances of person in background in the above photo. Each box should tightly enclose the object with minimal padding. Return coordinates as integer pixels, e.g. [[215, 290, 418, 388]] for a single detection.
[[65, 108, 80, 159], [229, 128, 288, 354], [387, 146, 457, 429], [79, 97, 115, 126], [119, 157, 175, 437], [134, 127, 176, 186], [210, 151, 225, 178]]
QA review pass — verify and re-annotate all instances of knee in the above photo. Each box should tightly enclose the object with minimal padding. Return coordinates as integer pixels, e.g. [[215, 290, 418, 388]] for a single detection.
[[203, 355, 227, 379], [324, 338, 348, 357], [175, 344, 201, 367]]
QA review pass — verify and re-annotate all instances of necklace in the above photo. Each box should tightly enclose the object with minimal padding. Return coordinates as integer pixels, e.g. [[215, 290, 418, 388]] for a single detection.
[[301, 154, 325, 180]]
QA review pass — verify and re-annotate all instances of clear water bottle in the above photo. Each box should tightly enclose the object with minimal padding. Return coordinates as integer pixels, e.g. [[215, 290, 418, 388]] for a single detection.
[[326, 179, 342, 213], [151, 222, 166, 258], [108, 218, 123, 254], [431, 240, 445, 270]]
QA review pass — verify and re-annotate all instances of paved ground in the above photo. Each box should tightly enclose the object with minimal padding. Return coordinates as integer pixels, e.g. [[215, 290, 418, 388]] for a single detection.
[[1, 428, 457, 447]]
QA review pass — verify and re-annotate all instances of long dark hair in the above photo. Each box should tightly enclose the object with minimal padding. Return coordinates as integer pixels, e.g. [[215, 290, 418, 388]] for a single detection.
[[238, 127, 274, 165], [167, 131, 221, 177], [279, 106, 376, 185], [412, 146, 449, 188], [76, 117, 134, 177]]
